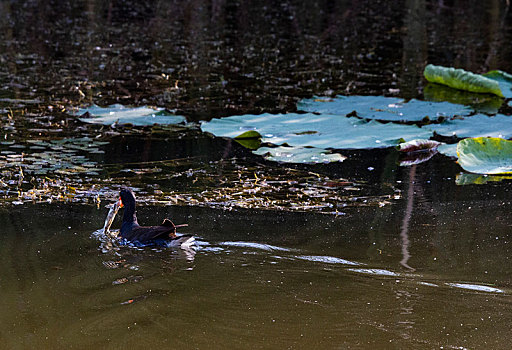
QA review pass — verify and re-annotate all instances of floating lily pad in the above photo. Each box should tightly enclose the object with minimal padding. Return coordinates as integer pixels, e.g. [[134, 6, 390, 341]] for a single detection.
[[76, 104, 186, 126], [201, 113, 433, 150], [253, 146, 346, 164], [457, 137, 512, 174], [297, 95, 470, 122], [437, 143, 458, 158], [428, 114, 512, 139], [298, 95, 401, 116], [424, 64, 504, 97]]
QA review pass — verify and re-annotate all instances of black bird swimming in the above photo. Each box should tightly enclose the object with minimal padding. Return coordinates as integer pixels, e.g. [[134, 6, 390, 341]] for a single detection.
[[118, 188, 193, 246]]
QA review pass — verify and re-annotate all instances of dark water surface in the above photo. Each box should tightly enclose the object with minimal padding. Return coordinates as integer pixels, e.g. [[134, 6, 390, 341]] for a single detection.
[[1, 0, 512, 349]]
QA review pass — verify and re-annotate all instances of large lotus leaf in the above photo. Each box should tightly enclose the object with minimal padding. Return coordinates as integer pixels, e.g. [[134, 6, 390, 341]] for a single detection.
[[423, 83, 503, 115], [76, 104, 186, 125], [297, 95, 470, 122], [424, 64, 504, 97], [253, 146, 346, 164], [201, 113, 433, 149], [482, 70, 512, 99], [457, 137, 512, 174], [428, 114, 512, 139]]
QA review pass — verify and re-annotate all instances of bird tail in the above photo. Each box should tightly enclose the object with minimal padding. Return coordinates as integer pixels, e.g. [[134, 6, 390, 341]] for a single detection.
[[168, 234, 195, 248]]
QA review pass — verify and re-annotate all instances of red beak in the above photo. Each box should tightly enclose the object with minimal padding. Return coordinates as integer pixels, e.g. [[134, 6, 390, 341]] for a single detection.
[[118, 197, 124, 208]]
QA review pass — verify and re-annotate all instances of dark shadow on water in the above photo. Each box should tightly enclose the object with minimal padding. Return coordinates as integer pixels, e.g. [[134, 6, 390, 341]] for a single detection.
[[1, 0, 512, 118]]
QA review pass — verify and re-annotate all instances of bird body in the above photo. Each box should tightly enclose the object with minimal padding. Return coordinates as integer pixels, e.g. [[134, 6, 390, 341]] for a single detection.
[[119, 188, 193, 246]]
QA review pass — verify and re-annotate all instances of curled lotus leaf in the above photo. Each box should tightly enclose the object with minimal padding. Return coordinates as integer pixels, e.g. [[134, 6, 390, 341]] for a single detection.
[[398, 139, 440, 153], [424, 64, 504, 97]]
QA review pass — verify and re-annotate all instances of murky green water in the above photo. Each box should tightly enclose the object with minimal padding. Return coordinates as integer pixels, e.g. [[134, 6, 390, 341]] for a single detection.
[[1, 0, 512, 348], [1, 198, 512, 349]]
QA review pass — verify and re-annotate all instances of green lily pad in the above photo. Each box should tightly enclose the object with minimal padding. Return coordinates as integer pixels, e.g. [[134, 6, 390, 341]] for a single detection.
[[233, 130, 262, 149], [235, 139, 261, 150], [201, 113, 433, 150], [457, 137, 512, 174], [428, 114, 512, 139], [76, 104, 186, 126], [424, 64, 504, 97], [253, 146, 346, 164], [234, 130, 262, 139], [297, 95, 470, 122]]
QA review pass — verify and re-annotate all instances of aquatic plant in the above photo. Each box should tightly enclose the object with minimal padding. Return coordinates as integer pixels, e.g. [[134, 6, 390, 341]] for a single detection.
[[457, 137, 512, 174], [424, 64, 512, 98]]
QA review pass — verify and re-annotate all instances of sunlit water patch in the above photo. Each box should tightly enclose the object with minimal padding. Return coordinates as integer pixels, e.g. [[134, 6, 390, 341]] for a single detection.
[[445, 283, 505, 294]]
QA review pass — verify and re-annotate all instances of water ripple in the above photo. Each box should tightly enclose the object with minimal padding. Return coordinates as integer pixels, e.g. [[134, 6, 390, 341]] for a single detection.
[[219, 241, 291, 252], [294, 255, 362, 266], [347, 268, 400, 277], [445, 283, 505, 294]]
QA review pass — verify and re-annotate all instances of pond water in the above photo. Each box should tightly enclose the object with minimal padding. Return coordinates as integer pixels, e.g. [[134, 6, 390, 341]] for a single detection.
[[1, 197, 512, 349], [1, 0, 512, 349]]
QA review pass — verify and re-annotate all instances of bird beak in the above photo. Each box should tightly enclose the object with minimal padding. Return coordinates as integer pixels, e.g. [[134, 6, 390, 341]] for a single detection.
[[118, 197, 124, 208]]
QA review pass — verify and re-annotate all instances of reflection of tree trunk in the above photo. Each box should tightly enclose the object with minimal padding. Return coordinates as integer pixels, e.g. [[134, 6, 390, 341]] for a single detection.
[[401, 0, 427, 98], [400, 165, 416, 271], [484, 0, 509, 69], [2, 1, 17, 96], [367, 151, 399, 259], [211, 0, 225, 22]]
